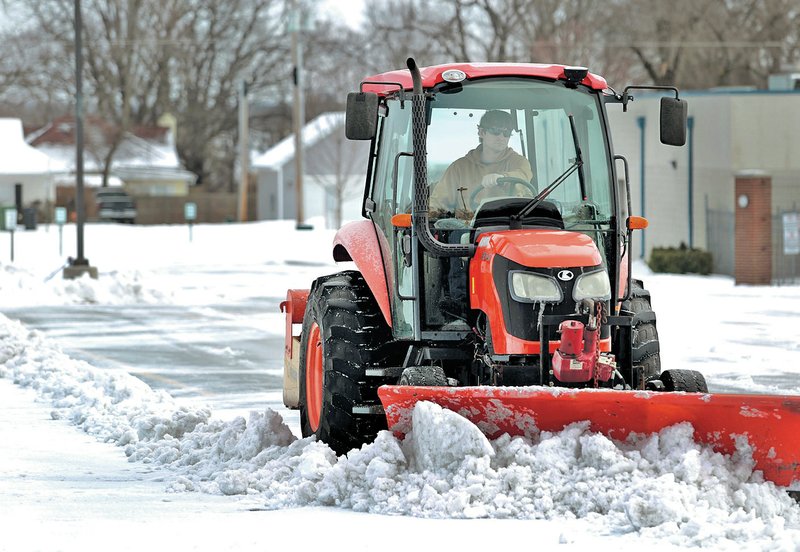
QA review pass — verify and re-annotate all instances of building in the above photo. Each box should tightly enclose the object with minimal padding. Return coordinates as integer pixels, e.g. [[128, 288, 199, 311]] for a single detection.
[[607, 87, 800, 279], [0, 118, 57, 226], [28, 116, 197, 197], [252, 112, 369, 228]]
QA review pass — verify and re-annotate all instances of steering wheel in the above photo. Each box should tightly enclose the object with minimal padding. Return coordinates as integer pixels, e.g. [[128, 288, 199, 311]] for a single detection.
[[469, 176, 538, 207]]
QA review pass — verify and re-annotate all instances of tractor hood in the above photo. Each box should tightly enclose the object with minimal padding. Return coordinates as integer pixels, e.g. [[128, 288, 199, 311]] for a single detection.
[[476, 229, 602, 268]]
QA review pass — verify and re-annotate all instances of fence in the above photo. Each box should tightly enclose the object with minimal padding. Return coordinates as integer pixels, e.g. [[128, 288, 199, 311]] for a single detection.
[[55, 186, 257, 225], [705, 204, 800, 283], [773, 208, 800, 285]]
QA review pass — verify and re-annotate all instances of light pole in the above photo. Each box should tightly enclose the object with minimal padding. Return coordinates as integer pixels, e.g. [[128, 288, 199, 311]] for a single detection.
[[291, 0, 313, 230], [238, 80, 249, 222], [64, 0, 97, 279]]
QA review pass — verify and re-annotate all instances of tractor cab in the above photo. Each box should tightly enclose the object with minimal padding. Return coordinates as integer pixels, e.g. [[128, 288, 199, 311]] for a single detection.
[[352, 71, 621, 337]]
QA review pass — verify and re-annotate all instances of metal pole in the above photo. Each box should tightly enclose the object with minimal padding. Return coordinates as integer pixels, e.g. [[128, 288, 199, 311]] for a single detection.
[[74, 0, 86, 264], [237, 80, 249, 222], [64, 0, 96, 279], [636, 116, 646, 259], [277, 169, 284, 219], [687, 116, 695, 248], [291, 1, 306, 229]]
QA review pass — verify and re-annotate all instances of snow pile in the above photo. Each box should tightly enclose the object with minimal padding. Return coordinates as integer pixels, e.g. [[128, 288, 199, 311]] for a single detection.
[[2, 313, 799, 547], [0, 221, 343, 308], [0, 262, 172, 306]]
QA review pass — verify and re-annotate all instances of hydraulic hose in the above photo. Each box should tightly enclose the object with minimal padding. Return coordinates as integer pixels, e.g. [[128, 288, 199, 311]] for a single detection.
[[407, 58, 475, 258]]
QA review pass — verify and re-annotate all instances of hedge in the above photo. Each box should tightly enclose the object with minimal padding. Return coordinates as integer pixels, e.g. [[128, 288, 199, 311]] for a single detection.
[[648, 243, 713, 275]]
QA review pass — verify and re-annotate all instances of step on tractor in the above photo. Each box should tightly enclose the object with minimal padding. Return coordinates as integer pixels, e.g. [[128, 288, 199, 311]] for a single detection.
[[281, 58, 800, 489]]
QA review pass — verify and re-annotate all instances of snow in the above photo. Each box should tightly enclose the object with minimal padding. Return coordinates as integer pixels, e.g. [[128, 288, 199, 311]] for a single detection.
[[0, 118, 57, 175], [2, 220, 800, 551]]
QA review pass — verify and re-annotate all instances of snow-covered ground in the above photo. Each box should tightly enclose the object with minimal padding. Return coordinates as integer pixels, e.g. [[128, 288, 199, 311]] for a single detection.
[[1, 221, 800, 551]]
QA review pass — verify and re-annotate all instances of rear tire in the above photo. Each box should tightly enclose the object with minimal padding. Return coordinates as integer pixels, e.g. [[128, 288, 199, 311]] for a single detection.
[[621, 279, 661, 387], [659, 369, 708, 393], [298, 271, 397, 455]]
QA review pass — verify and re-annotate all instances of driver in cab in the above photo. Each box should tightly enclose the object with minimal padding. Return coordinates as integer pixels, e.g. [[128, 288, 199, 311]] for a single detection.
[[429, 110, 534, 220]]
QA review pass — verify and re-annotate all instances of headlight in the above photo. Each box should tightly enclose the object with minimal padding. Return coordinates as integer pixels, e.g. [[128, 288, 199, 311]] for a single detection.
[[573, 270, 611, 301], [509, 271, 562, 302]]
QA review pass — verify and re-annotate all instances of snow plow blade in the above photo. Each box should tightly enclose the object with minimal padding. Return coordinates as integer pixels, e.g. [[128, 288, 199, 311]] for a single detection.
[[378, 385, 800, 489]]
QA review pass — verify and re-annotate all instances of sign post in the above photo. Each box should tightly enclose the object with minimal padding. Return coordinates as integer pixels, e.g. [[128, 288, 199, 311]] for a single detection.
[[184, 202, 197, 242], [5, 208, 17, 262], [55, 206, 67, 256]]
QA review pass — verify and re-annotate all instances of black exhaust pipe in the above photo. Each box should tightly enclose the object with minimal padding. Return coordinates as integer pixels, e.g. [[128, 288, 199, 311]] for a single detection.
[[407, 58, 475, 258]]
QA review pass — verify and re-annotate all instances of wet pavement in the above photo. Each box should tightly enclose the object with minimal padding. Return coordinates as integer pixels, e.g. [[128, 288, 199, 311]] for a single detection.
[[4, 297, 297, 427]]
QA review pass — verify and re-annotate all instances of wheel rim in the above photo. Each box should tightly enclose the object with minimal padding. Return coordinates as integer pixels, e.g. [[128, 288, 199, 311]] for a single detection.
[[305, 322, 323, 432]]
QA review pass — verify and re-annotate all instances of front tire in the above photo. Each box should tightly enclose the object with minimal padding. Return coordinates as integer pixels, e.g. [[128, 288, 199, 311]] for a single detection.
[[298, 271, 396, 455], [659, 369, 708, 393], [619, 279, 661, 388]]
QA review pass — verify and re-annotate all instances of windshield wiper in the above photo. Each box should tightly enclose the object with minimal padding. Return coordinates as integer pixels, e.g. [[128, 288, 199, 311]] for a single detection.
[[512, 114, 585, 225]]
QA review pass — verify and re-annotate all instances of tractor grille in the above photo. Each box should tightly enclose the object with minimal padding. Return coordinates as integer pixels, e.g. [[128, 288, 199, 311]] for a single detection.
[[491, 257, 610, 342]]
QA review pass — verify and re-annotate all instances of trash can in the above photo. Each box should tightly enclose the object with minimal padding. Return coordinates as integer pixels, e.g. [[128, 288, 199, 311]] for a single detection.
[[22, 207, 37, 230]]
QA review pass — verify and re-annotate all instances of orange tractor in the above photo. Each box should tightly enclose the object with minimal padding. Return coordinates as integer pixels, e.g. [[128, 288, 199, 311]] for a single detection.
[[281, 59, 800, 489]]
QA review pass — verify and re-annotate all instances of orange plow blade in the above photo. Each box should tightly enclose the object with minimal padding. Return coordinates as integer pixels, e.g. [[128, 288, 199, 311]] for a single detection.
[[378, 386, 800, 489]]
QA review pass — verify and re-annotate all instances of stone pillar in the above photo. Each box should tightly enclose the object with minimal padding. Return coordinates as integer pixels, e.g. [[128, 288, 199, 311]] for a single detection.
[[734, 172, 772, 285]]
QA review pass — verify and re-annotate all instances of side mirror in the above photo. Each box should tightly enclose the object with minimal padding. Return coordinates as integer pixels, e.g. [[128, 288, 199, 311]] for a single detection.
[[345, 92, 379, 140], [660, 97, 687, 146]]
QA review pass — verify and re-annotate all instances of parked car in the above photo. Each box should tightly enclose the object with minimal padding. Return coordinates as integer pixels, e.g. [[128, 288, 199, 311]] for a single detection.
[[95, 189, 137, 224]]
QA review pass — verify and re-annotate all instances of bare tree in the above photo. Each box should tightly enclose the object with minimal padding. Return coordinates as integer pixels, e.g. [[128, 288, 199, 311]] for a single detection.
[[165, 0, 289, 189], [4, 0, 291, 190], [608, 0, 800, 89], [307, 115, 365, 228], [351, 0, 634, 85], [12, 0, 158, 185]]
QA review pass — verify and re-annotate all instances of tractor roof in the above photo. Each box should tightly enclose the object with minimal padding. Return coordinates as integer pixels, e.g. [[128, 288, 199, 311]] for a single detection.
[[361, 63, 609, 95]]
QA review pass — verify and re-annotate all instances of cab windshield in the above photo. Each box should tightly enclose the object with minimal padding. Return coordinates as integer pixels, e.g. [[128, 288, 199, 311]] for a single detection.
[[424, 78, 613, 230]]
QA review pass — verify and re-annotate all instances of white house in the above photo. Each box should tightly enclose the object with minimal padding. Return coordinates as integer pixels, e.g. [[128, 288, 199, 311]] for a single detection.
[[27, 116, 197, 197], [252, 112, 369, 228], [0, 118, 57, 212]]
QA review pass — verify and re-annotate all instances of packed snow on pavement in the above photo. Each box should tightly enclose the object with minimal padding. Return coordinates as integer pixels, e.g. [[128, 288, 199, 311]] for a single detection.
[[1, 221, 800, 551]]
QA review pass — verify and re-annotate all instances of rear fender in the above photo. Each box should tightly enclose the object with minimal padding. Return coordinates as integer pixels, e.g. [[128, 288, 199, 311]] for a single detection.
[[332, 220, 392, 327], [280, 289, 309, 409]]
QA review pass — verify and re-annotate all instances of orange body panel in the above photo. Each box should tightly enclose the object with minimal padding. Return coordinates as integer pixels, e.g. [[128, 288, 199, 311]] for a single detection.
[[332, 220, 392, 328], [469, 229, 607, 355], [378, 386, 800, 489], [476, 229, 603, 268]]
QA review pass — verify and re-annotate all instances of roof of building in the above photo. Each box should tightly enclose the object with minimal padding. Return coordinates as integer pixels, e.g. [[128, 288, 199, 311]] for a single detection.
[[27, 116, 170, 147], [27, 116, 191, 181], [252, 112, 345, 171], [0, 118, 58, 175]]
